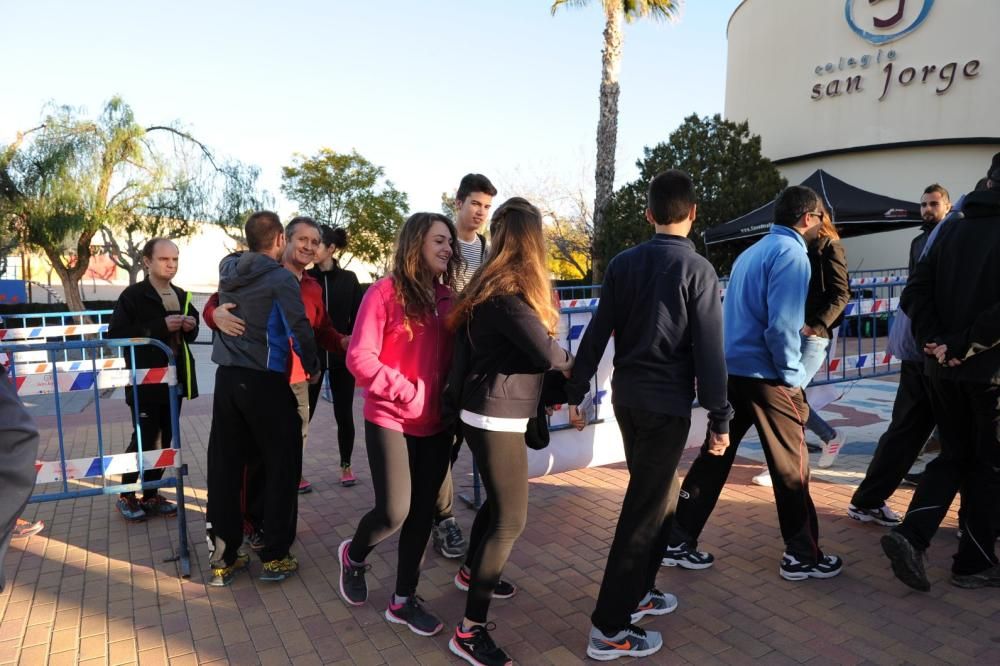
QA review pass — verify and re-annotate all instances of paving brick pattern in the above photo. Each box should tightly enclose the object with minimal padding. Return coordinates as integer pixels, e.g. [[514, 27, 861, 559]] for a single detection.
[[3, 386, 999, 665]]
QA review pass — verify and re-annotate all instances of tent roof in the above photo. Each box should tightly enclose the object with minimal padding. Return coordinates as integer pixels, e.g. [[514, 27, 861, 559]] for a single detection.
[[703, 170, 923, 245]]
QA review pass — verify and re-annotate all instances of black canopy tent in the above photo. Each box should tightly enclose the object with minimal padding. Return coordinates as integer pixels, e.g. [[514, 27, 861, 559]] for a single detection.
[[703, 169, 923, 245]]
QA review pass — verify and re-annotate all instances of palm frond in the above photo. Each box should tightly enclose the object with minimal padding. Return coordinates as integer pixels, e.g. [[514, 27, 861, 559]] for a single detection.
[[622, 0, 683, 23]]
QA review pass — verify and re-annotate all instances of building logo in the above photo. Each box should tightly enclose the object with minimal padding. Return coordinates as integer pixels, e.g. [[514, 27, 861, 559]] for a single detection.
[[845, 0, 935, 45]]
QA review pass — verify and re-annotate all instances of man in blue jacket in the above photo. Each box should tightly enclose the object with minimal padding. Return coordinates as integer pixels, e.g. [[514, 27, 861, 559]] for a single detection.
[[663, 185, 844, 582]]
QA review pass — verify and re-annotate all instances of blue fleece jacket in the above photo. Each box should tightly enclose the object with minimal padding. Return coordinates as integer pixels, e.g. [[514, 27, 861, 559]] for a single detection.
[[724, 225, 810, 386]]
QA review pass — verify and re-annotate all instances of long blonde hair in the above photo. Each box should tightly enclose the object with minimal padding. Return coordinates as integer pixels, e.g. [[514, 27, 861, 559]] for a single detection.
[[390, 212, 460, 330], [448, 197, 559, 335], [817, 204, 841, 241]]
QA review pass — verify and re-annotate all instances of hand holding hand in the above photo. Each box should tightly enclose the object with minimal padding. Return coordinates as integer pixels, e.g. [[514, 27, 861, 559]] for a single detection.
[[181, 315, 197, 333], [215, 303, 246, 337], [568, 405, 586, 431], [164, 315, 184, 332]]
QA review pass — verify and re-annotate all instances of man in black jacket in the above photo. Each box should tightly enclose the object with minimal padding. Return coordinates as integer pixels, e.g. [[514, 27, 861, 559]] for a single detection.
[[848, 184, 951, 525], [566, 170, 732, 662], [885, 164, 1000, 591], [108, 238, 199, 522]]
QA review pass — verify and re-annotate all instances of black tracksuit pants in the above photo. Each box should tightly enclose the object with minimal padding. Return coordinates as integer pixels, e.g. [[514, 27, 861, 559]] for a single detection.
[[851, 361, 936, 509], [307, 364, 358, 467], [347, 421, 452, 596], [591, 406, 690, 635], [670, 376, 824, 564], [462, 425, 529, 623], [122, 399, 181, 499], [894, 378, 999, 575], [207, 366, 302, 564]]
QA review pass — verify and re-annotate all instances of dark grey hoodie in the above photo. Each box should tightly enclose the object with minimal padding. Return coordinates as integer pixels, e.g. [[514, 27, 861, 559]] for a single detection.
[[211, 252, 319, 376]]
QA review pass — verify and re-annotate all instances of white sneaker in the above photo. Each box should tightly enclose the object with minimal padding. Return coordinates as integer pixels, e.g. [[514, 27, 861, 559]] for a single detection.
[[817, 432, 847, 468], [751, 467, 773, 487]]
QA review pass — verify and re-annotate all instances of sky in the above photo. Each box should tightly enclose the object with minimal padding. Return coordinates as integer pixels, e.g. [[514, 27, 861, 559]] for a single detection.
[[1, 0, 744, 216]]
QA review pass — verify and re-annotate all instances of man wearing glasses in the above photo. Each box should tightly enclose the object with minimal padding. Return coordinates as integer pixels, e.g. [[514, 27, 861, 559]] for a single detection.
[[663, 186, 845, 581]]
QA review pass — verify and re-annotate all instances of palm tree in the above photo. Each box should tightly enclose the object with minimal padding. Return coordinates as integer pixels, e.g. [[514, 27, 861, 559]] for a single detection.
[[551, 0, 682, 281]]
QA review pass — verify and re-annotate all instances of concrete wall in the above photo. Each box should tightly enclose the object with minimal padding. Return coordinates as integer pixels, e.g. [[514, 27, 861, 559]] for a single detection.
[[725, 0, 999, 269]]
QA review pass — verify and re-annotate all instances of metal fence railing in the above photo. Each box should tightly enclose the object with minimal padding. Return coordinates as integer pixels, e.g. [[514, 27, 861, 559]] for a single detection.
[[2, 337, 192, 577]]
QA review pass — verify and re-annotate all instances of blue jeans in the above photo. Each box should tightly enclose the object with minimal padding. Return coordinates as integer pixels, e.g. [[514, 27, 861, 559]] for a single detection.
[[800, 334, 837, 443]]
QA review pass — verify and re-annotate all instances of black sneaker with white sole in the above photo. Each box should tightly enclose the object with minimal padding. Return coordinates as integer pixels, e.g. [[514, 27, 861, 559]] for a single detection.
[[385, 595, 443, 636], [779, 553, 844, 580], [847, 503, 901, 527], [338, 539, 370, 605], [661, 542, 714, 569]]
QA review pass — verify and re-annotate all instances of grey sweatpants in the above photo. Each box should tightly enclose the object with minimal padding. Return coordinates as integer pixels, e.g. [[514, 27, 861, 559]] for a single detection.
[[0, 366, 40, 591]]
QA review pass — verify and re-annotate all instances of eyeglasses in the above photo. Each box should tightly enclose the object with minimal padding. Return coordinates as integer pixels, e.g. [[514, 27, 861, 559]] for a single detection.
[[807, 211, 825, 221]]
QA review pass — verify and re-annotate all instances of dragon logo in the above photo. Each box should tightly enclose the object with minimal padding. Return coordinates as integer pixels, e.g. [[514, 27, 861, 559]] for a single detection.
[[845, 0, 935, 45]]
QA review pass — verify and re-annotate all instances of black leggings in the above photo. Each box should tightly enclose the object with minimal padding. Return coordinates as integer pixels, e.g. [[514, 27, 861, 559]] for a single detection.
[[348, 421, 452, 596], [307, 365, 357, 467], [462, 425, 529, 623]]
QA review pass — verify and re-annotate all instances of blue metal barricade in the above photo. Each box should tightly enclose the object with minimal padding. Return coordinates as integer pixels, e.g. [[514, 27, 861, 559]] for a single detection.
[[1, 337, 192, 578]]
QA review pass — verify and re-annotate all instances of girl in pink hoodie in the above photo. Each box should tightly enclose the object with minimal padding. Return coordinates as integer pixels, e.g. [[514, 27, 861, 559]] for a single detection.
[[339, 212, 459, 637]]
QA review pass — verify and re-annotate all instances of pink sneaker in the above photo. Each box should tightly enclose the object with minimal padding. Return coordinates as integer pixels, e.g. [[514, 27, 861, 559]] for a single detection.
[[340, 466, 357, 487], [298, 478, 313, 494], [13, 518, 44, 539]]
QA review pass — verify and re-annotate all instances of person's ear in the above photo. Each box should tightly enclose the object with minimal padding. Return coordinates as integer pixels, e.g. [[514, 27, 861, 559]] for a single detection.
[[645, 209, 656, 226], [689, 203, 697, 224]]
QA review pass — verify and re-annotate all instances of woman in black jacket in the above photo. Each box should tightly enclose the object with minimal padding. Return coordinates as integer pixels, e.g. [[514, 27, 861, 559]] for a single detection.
[[445, 198, 573, 666], [307, 226, 363, 486]]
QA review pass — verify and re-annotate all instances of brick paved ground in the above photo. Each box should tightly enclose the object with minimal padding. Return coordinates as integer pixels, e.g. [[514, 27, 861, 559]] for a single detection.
[[2, 381, 999, 665]]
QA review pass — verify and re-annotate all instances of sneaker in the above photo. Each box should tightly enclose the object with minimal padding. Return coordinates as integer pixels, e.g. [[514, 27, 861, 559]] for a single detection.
[[338, 539, 369, 605], [661, 542, 714, 570], [139, 494, 178, 516], [298, 477, 312, 494], [951, 564, 1000, 589], [880, 531, 930, 591], [116, 495, 147, 522], [12, 518, 44, 539], [340, 465, 357, 487], [385, 595, 443, 636], [454, 566, 517, 599], [630, 588, 678, 623], [751, 467, 773, 487], [900, 471, 923, 487], [449, 622, 513, 666], [433, 517, 467, 559], [246, 528, 265, 551], [260, 554, 299, 582], [586, 624, 663, 661], [817, 432, 847, 468], [208, 550, 250, 587], [847, 503, 901, 527], [779, 553, 844, 580]]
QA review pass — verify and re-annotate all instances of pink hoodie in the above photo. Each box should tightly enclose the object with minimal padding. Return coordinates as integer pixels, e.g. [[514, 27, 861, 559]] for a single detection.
[[346, 276, 454, 437]]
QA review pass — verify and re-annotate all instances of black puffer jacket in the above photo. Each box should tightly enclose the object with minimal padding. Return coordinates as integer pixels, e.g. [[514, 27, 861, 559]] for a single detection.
[[804, 236, 850, 338], [447, 295, 573, 420]]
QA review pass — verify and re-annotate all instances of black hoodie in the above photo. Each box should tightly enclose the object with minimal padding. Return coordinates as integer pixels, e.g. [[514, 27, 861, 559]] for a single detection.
[[901, 189, 1000, 384]]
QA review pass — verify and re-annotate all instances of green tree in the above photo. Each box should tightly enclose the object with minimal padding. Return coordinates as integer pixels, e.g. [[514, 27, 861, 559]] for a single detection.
[[600, 113, 787, 276], [0, 98, 221, 308], [551, 0, 682, 282], [281, 149, 408, 269], [210, 160, 274, 249]]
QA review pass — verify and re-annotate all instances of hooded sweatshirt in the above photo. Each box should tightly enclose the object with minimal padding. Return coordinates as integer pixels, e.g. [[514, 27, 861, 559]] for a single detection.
[[211, 252, 319, 377], [346, 276, 454, 437]]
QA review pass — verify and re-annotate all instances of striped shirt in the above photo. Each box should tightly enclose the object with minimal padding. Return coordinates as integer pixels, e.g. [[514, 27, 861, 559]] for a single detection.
[[455, 235, 487, 293]]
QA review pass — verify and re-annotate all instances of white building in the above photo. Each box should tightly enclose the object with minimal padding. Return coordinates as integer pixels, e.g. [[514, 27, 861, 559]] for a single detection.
[[725, 0, 998, 269]]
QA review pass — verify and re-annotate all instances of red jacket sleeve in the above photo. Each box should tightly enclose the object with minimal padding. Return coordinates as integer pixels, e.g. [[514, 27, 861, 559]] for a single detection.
[[203, 292, 220, 330]]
